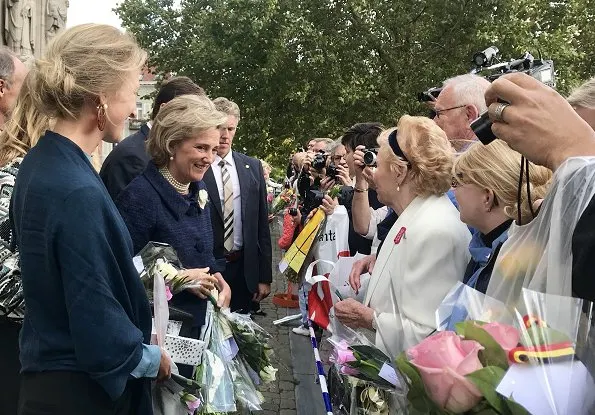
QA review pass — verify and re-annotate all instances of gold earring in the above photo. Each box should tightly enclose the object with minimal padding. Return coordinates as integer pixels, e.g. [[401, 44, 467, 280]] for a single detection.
[[97, 103, 108, 131]]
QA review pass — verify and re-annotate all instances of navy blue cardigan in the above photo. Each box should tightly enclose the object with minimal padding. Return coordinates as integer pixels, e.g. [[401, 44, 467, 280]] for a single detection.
[[11, 131, 153, 410], [116, 162, 222, 329]]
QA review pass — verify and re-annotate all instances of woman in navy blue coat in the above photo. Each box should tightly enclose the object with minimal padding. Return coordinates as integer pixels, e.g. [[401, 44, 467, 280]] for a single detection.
[[11, 25, 169, 415], [116, 95, 232, 339]]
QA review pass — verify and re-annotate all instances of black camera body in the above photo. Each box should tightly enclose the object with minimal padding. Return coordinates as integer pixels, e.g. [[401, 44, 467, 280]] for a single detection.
[[311, 151, 328, 171], [363, 148, 379, 167], [326, 163, 338, 180], [288, 207, 298, 217], [471, 52, 555, 145]]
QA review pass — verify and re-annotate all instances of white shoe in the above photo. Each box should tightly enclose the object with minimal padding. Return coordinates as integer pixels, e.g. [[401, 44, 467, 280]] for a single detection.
[[292, 325, 310, 336]]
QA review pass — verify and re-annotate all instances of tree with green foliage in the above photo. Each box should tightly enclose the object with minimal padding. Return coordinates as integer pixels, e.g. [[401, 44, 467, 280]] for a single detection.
[[116, 0, 594, 169]]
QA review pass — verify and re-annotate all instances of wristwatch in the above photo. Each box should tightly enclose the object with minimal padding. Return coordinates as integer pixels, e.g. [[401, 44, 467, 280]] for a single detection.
[[371, 311, 378, 331]]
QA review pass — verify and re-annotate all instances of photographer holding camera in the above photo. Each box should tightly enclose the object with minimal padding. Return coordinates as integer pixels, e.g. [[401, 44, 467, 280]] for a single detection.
[[338, 123, 386, 256]]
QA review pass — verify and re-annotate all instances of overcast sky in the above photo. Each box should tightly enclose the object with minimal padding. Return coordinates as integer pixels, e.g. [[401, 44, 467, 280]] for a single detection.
[[67, 0, 123, 30]]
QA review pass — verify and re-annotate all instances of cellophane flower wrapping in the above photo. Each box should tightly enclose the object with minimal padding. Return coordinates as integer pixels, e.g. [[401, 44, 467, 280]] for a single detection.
[[151, 256, 205, 415], [136, 241, 203, 299], [219, 308, 277, 384], [197, 302, 270, 413], [399, 282, 595, 414], [328, 323, 408, 415]]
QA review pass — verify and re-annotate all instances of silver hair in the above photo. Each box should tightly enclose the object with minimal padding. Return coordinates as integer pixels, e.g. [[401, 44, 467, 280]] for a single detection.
[[567, 77, 595, 109], [0, 46, 16, 87], [443, 74, 491, 112], [313, 137, 333, 150], [328, 139, 344, 156]]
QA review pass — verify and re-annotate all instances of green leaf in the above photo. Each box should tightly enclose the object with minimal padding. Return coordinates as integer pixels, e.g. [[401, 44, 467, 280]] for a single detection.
[[504, 399, 532, 415], [395, 353, 443, 414], [466, 367, 507, 413], [350, 344, 391, 363], [458, 322, 509, 370]]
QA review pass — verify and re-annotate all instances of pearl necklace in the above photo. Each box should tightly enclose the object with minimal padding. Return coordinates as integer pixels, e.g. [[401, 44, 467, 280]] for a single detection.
[[159, 167, 190, 194]]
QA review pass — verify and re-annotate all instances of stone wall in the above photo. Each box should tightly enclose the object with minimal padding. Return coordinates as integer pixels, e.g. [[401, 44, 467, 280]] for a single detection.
[[1, 0, 68, 59]]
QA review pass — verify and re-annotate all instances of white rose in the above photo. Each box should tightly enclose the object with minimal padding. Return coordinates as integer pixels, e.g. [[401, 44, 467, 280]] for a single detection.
[[259, 365, 278, 383], [155, 261, 179, 282]]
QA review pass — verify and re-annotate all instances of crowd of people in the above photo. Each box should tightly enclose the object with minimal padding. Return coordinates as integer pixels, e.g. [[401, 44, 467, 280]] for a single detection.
[[0, 21, 593, 415]]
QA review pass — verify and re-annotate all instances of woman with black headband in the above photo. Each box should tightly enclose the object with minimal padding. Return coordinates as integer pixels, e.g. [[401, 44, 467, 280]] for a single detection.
[[334, 116, 471, 357]]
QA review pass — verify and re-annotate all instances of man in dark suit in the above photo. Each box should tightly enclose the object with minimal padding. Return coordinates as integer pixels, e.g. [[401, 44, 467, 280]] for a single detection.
[[100, 77, 205, 199], [203, 97, 273, 313]]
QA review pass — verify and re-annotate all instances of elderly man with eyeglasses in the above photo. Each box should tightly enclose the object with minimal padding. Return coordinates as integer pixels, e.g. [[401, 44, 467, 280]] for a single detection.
[[432, 74, 491, 152]]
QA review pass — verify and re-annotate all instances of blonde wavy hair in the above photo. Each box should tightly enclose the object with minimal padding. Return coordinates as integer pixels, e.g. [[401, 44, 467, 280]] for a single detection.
[[453, 141, 552, 224], [147, 94, 228, 167], [0, 24, 146, 166], [378, 115, 454, 197]]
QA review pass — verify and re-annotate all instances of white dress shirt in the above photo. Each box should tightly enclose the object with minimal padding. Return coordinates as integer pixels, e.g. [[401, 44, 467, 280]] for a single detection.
[[211, 152, 243, 250]]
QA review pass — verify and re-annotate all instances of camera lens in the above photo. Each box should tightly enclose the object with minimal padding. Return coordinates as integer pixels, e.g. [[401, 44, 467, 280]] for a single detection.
[[363, 150, 377, 167], [289, 208, 298, 216]]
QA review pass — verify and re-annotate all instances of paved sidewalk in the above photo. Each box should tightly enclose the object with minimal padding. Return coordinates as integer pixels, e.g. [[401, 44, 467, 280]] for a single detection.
[[251, 221, 332, 415]]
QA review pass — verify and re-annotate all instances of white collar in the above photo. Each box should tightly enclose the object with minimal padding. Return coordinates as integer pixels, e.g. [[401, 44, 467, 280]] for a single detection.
[[215, 151, 234, 167]]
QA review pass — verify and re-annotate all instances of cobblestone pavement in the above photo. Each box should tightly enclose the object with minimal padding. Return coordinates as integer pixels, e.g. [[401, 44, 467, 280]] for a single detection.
[[251, 221, 299, 415]]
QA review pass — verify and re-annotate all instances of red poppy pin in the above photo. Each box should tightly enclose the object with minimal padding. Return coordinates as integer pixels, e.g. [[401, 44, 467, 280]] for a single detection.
[[394, 227, 406, 244]]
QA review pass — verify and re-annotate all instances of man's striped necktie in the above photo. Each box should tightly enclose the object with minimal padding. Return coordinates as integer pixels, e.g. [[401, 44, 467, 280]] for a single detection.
[[220, 160, 234, 252]]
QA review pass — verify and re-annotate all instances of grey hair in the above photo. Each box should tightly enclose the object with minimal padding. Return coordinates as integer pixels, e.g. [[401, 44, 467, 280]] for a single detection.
[[313, 137, 334, 151], [567, 77, 595, 109], [0, 46, 16, 87], [328, 139, 344, 156], [443, 74, 491, 112], [213, 97, 241, 120]]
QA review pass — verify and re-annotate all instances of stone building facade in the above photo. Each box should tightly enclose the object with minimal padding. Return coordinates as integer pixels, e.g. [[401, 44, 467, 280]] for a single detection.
[[1, 0, 69, 59]]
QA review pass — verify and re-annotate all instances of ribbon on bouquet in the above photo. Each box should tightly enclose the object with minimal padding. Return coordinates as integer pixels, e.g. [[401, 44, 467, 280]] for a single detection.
[[359, 385, 390, 415]]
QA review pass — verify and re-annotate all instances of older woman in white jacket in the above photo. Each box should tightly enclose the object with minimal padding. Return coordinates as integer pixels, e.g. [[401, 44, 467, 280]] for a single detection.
[[335, 115, 471, 356]]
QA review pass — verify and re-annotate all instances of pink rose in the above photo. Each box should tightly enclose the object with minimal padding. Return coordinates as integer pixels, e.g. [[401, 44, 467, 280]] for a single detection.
[[340, 365, 359, 376], [407, 331, 484, 413], [331, 340, 357, 365], [480, 322, 520, 355]]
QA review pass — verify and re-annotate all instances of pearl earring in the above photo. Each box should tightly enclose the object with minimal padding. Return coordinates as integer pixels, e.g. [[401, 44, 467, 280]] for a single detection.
[[397, 185, 400, 192], [170, 156, 174, 161]]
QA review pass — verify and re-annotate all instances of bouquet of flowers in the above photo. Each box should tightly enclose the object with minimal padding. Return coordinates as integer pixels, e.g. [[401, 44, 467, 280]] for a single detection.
[[136, 242, 206, 301], [328, 326, 407, 415], [398, 287, 595, 415], [219, 308, 277, 383], [153, 373, 203, 415], [270, 188, 296, 216], [197, 302, 269, 414]]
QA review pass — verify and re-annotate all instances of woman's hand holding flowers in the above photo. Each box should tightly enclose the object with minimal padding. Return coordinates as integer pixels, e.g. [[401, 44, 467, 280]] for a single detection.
[[335, 298, 375, 330], [182, 268, 219, 299], [214, 272, 232, 308]]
